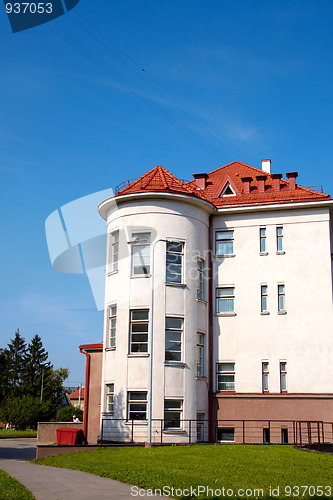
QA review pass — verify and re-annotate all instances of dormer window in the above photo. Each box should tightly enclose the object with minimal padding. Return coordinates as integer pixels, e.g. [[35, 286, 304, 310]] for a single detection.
[[221, 182, 236, 197]]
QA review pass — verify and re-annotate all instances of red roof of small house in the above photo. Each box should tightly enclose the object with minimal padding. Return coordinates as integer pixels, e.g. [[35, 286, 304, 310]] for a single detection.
[[116, 162, 330, 208], [69, 386, 85, 401]]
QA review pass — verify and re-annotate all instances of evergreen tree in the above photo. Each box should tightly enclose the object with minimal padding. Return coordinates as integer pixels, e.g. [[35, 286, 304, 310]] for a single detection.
[[7, 329, 26, 397], [23, 334, 48, 397], [0, 349, 10, 404], [0, 330, 70, 426]]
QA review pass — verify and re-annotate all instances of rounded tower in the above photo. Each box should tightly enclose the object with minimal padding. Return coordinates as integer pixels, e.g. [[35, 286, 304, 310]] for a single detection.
[[98, 166, 214, 443]]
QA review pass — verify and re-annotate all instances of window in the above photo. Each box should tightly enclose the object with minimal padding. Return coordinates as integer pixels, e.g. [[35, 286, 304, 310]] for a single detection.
[[216, 231, 234, 255], [217, 363, 235, 392], [130, 309, 149, 353], [106, 383, 114, 413], [110, 231, 119, 272], [131, 233, 150, 275], [278, 284, 285, 312], [166, 241, 184, 284], [262, 362, 269, 392], [197, 413, 205, 442], [164, 400, 182, 429], [197, 333, 204, 377], [221, 182, 236, 197], [260, 227, 266, 253], [261, 285, 268, 312], [165, 317, 183, 361], [281, 428, 289, 444], [109, 305, 117, 347], [280, 362, 287, 392], [277, 226, 283, 252], [216, 287, 235, 313], [217, 428, 235, 442], [197, 259, 204, 300], [263, 428, 270, 444], [128, 391, 147, 420]]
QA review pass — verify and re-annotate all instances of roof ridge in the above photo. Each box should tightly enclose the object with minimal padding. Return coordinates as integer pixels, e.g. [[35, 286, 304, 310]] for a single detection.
[[158, 165, 170, 189], [208, 161, 258, 176]]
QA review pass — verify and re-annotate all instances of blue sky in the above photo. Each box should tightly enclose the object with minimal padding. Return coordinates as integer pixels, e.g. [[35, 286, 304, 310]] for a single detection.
[[0, 0, 332, 386]]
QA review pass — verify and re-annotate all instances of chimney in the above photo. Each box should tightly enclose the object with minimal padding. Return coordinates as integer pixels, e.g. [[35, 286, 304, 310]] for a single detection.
[[256, 175, 267, 193], [271, 173, 283, 191], [193, 173, 208, 190], [262, 159, 271, 174], [241, 176, 253, 194], [286, 171, 298, 190]]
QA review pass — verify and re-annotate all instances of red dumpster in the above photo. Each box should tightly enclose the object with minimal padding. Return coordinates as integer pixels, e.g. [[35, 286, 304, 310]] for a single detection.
[[56, 427, 83, 445]]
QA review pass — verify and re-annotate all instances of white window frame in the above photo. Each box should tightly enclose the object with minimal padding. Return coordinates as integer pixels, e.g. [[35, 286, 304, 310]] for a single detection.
[[106, 383, 114, 414], [164, 399, 183, 430], [261, 285, 268, 313], [216, 362, 235, 392], [280, 361, 287, 393], [278, 284, 285, 312], [130, 309, 149, 354], [165, 317, 183, 362], [108, 304, 117, 348], [216, 287, 235, 313], [197, 259, 205, 300], [262, 361, 269, 393], [197, 333, 205, 377], [131, 233, 151, 276], [260, 227, 266, 253], [166, 241, 184, 284], [110, 230, 119, 272], [277, 226, 283, 252], [216, 230, 234, 256], [127, 391, 147, 420]]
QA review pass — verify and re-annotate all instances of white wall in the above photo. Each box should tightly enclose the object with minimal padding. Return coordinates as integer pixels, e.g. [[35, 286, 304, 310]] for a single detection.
[[213, 207, 333, 394]]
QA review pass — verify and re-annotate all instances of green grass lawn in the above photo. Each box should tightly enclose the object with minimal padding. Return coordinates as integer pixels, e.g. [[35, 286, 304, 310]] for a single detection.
[[0, 469, 35, 499], [36, 445, 333, 499], [0, 429, 37, 439]]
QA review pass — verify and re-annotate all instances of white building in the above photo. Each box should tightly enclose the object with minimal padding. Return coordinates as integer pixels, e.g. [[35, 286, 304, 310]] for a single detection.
[[80, 160, 333, 445]]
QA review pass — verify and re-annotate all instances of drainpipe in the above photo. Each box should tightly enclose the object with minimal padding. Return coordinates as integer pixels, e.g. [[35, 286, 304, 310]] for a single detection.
[[79, 347, 90, 443], [208, 215, 214, 442]]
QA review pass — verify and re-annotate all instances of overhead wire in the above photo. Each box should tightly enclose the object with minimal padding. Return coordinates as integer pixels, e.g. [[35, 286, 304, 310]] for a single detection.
[[53, 21, 228, 163], [53, 11, 254, 165], [72, 10, 254, 164]]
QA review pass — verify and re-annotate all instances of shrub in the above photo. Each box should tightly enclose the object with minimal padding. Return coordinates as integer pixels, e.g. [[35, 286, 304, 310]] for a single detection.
[[56, 405, 83, 422], [0, 396, 52, 430]]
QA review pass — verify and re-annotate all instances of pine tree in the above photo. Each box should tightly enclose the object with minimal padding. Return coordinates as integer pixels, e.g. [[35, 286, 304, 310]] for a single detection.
[[0, 349, 10, 404], [7, 329, 26, 397], [23, 334, 49, 397]]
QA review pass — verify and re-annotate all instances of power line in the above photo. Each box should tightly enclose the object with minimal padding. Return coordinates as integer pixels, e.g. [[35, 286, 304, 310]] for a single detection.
[[53, 12, 255, 165]]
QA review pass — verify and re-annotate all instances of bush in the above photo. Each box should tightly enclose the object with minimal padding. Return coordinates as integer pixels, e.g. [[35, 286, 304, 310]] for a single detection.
[[56, 405, 83, 422], [0, 396, 52, 430]]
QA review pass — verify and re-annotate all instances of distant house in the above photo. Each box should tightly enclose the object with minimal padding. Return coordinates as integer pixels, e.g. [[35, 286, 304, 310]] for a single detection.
[[68, 386, 85, 410], [80, 160, 333, 445]]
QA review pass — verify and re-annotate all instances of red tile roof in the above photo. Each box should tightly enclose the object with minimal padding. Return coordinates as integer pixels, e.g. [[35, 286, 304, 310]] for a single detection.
[[116, 165, 208, 201], [69, 386, 85, 400], [116, 162, 330, 208]]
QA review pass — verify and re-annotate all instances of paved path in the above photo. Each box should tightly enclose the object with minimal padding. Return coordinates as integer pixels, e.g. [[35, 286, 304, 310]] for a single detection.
[[0, 439, 168, 499]]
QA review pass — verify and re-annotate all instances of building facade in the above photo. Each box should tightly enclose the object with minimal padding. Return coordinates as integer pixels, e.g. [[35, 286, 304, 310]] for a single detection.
[[81, 161, 333, 444]]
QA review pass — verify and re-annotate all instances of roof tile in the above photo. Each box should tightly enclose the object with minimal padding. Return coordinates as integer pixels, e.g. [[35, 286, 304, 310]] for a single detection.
[[116, 162, 330, 207]]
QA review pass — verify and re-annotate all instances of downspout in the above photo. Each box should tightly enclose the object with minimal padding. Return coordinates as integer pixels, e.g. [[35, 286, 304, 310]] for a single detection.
[[208, 215, 214, 442], [79, 347, 90, 443]]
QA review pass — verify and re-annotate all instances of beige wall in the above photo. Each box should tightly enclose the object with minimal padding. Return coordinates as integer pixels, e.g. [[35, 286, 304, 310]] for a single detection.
[[37, 422, 83, 445]]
